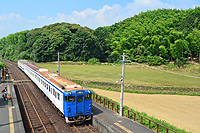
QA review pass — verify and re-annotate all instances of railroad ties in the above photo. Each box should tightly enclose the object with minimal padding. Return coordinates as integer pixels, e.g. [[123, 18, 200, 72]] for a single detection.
[[13, 80, 32, 83]]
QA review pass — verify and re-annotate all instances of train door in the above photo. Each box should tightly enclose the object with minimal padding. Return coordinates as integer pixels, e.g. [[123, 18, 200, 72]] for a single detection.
[[84, 94, 92, 114], [76, 96, 84, 115], [64, 95, 76, 117]]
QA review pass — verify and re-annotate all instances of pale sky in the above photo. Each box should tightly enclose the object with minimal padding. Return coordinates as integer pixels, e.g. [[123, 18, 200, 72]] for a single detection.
[[0, 0, 199, 39]]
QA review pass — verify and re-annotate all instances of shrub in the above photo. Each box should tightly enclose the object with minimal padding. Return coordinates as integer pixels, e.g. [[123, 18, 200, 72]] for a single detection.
[[147, 56, 163, 66], [88, 58, 100, 65]]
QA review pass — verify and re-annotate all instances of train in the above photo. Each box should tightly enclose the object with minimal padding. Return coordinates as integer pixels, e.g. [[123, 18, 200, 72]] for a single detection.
[[18, 60, 92, 123]]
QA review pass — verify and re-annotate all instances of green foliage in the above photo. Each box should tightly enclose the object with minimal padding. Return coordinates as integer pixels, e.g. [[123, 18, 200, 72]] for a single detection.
[[147, 56, 162, 66], [1, 7, 200, 66], [178, 10, 200, 34], [88, 58, 100, 65], [0, 60, 6, 69]]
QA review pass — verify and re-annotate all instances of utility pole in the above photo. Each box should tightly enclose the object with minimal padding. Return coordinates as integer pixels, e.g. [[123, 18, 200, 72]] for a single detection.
[[4, 67, 5, 81], [33, 51, 36, 64], [120, 53, 131, 117], [199, 52, 200, 64]]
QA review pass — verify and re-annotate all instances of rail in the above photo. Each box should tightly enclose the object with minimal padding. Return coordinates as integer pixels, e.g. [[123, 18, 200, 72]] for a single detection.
[[92, 92, 177, 133], [6, 61, 48, 133], [72, 123, 94, 133]]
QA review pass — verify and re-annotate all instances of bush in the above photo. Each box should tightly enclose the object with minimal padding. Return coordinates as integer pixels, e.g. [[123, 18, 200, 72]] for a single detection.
[[134, 55, 146, 63], [88, 58, 100, 65], [147, 56, 163, 66]]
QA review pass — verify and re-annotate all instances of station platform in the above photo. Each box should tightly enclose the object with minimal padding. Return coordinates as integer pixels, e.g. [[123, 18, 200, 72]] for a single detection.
[[92, 102, 155, 133], [0, 81, 25, 133]]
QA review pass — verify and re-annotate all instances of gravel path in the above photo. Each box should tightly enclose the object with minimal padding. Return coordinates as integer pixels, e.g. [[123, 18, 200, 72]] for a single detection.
[[91, 88, 200, 133]]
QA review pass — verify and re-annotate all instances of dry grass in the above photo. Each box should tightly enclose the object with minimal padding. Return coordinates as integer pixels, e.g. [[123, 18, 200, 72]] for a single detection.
[[91, 88, 200, 133]]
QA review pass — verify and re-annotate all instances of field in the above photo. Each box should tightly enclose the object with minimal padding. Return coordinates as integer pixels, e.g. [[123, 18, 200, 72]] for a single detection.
[[36, 63, 200, 88], [91, 88, 200, 133], [36, 63, 200, 132]]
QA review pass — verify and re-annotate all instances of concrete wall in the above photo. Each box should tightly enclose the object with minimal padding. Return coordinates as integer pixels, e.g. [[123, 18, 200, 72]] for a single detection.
[[92, 115, 122, 133]]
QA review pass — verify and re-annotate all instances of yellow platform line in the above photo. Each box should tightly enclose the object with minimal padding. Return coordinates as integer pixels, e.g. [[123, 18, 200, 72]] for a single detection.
[[8, 84, 15, 133], [114, 122, 133, 133]]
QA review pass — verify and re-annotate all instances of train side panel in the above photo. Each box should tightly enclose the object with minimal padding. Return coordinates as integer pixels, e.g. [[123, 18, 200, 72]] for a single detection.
[[18, 61, 64, 114]]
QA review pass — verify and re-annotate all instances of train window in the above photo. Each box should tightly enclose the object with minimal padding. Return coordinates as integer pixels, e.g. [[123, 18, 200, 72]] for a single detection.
[[78, 97, 82, 103], [51, 88, 52, 94], [57, 93, 60, 100], [85, 94, 92, 100], [65, 96, 75, 102], [53, 89, 55, 96]]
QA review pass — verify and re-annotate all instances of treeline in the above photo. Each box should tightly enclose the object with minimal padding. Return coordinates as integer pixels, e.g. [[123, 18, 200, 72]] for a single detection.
[[0, 23, 105, 62], [0, 7, 200, 66]]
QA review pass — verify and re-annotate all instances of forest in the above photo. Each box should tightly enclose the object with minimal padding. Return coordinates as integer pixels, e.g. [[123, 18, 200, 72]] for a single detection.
[[0, 7, 200, 66]]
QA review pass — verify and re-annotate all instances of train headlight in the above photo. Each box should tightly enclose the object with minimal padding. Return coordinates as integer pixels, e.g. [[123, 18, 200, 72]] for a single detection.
[[88, 90, 91, 93], [69, 92, 72, 95]]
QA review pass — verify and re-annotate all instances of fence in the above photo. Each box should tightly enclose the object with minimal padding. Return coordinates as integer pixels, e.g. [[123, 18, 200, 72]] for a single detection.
[[92, 92, 177, 133]]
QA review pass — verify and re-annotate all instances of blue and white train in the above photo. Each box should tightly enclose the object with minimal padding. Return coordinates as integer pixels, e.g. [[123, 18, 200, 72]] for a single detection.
[[18, 60, 92, 123]]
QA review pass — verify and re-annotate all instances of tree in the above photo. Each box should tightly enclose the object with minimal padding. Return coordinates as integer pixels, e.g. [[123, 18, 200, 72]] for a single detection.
[[192, 30, 200, 63], [159, 45, 168, 58]]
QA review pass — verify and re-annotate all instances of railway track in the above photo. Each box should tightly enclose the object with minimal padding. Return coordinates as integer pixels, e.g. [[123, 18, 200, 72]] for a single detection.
[[72, 122, 95, 133], [5, 61, 51, 133], [4, 59, 99, 133]]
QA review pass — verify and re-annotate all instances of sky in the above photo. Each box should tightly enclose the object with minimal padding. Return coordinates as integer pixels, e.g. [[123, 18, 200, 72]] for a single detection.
[[0, 0, 200, 39]]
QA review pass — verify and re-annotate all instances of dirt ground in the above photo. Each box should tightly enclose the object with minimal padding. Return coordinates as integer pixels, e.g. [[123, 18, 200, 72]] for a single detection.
[[90, 88, 200, 133]]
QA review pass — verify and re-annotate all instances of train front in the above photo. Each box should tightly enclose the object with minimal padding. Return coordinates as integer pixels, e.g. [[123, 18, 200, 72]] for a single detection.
[[63, 89, 92, 124]]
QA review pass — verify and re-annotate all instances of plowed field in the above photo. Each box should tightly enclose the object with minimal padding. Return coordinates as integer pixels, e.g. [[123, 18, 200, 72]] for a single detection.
[[91, 88, 200, 133]]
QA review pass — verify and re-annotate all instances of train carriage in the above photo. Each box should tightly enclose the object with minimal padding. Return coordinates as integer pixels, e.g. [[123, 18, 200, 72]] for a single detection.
[[18, 60, 92, 123]]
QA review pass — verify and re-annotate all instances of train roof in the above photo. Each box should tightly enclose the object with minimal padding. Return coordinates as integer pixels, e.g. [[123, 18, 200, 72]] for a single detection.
[[19, 60, 86, 92]]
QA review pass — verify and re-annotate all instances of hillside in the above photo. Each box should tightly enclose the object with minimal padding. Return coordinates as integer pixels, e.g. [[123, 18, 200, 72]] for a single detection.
[[0, 23, 104, 62], [96, 7, 200, 65], [0, 7, 200, 66]]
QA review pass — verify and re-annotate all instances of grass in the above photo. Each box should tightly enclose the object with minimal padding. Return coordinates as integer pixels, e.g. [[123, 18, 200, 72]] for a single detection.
[[70, 79, 200, 96], [36, 63, 200, 88]]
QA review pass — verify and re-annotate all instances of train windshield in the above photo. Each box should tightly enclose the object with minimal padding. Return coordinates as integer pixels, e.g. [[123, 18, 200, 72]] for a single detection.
[[78, 97, 82, 102], [85, 94, 92, 100], [65, 96, 75, 102]]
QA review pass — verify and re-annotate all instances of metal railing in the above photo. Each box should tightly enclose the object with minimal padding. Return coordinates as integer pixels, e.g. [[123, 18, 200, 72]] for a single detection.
[[92, 92, 177, 133]]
